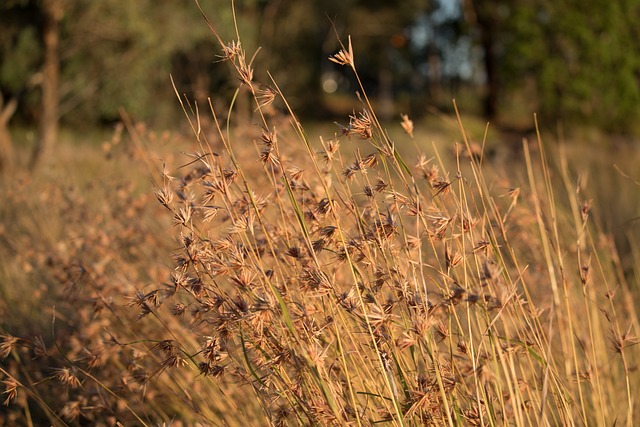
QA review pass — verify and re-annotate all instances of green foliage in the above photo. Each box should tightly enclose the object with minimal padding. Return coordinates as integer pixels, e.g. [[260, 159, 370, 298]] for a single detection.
[[0, 0, 239, 126], [487, 0, 640, 131], [58, 0, 216, 124], [0, 0, 438, 126], [2, 1, 640, 134], [0, 1, 42, 120], [0, 27, 41, 93]]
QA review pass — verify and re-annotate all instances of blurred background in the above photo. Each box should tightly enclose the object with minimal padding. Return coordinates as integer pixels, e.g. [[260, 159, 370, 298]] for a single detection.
[[3, 0, 640, 170]]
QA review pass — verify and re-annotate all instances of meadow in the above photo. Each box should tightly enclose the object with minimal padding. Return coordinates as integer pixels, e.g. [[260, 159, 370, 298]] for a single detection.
[[1, 12, 640, 427]]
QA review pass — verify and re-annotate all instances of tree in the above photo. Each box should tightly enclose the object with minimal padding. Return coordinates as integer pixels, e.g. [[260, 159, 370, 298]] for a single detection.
[[464, 0, 640, 132], [30, 0, 64, 169], [0, 0, 41, 171], [235, 0, 432, 119], [53, 1, 218, 125], [534, 0, 640, 131], [1, 0, 237, 169], [0, 94, 17, 173], [464, 0, 501, 121]]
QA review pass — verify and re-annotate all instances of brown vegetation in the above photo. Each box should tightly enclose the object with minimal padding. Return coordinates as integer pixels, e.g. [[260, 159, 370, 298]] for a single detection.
[[1, 6, 640, 426]]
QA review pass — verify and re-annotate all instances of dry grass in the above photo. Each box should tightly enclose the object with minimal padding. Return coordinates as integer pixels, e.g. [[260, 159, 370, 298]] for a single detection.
[[1, 5, 640, 426]]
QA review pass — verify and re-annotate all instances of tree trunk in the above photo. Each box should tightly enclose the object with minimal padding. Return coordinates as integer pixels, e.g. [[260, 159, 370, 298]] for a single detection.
[[0, 94, 17, 174], [465, 0, 499, 122], [479, 24, 498, 121], [378, 67, 394, 122], [30, 0, 64, 170]]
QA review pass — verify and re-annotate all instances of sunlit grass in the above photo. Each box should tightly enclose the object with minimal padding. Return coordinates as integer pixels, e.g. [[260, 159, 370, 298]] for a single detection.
[[1, 5, 639, 426]]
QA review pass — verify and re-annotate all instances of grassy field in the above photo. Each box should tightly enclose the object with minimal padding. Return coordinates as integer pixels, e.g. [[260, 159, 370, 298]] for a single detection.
[[2, 17, 640, 427]]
